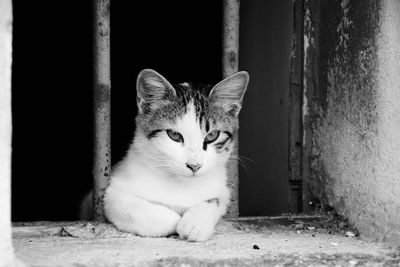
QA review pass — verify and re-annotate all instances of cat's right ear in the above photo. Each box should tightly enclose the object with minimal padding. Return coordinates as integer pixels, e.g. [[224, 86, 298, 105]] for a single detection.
[[136, 69, 176, 113], [209, 71, 249, 116]]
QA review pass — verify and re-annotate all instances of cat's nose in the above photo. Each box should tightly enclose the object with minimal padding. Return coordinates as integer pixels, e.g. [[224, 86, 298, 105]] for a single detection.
[[186, 163, 202, 173]]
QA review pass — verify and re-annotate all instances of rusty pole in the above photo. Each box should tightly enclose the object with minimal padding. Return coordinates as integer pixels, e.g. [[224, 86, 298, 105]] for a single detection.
[[288, 0, 304, 213], [93, 0, 111, 222], [222, 0, 240, 217]]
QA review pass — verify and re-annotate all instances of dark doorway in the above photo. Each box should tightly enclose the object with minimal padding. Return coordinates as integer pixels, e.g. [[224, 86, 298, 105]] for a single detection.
[[11, 0, 294, 221], [239, 0, 292, 216], [11, 0, 94, 221]]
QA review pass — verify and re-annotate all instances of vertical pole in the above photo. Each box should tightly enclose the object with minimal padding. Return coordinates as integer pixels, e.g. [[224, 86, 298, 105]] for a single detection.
[[0, 1, 24, 266], [0, 0, 13, 263], [288, 0, 304, 213], [222, 0, 240, 217], [93, 0, 111, 222], [222, 0, 240, 78]]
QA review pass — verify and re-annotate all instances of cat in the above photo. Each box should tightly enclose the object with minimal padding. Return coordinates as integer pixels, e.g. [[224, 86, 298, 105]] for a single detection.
[[81, 69, 249, 242]]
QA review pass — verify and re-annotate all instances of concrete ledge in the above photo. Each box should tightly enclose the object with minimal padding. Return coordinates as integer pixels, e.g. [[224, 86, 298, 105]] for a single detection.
[[13, 216, 400, 266]]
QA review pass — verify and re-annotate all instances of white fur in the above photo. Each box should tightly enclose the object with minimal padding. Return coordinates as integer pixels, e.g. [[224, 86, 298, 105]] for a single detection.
[[103, 102, 230, 241]]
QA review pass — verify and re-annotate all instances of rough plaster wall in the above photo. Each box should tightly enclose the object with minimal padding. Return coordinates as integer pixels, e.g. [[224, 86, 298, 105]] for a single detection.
[[304, 0, 400, 242], [374, 0, 400, 241], [0, 1, 21, 266], [0, 0, 13, 265]]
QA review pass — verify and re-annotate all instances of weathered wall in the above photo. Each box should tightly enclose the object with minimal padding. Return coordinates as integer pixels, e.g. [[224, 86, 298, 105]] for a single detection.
[[0, 0, 25, 266], [304, 0, 400, 242]]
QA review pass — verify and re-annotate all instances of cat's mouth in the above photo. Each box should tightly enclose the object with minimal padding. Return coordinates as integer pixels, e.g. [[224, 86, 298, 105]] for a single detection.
[[180, 171, 201, 178], [182, 173, 198, 178], [167, 164, 205, 178]]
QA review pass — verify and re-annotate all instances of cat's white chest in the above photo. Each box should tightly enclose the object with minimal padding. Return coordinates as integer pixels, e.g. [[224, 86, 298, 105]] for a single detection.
[[110, 159, 228, 212]]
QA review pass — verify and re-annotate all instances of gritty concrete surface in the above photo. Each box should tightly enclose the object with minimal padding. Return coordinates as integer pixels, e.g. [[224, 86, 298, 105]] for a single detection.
[[303, 0, 400, 242], [13, 216, 400, 266]]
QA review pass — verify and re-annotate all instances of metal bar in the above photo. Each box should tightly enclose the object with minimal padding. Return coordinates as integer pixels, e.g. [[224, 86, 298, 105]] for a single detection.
[[93, 0, 111, 222], [222, 0, 240, 218], [222, 0, 240, 78], [288, 0, 304, 213]]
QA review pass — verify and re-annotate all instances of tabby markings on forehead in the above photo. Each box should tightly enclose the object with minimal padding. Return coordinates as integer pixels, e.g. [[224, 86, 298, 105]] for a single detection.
[[205, 120, 210, 132], [173, 86, 211, 129]]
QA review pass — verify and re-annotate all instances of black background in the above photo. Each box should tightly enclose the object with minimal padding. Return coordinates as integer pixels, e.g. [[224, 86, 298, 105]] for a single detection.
[[12, 0, 223, 221]]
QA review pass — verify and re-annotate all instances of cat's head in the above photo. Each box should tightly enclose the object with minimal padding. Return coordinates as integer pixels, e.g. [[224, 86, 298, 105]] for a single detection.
[[134, 69, 249, 177]]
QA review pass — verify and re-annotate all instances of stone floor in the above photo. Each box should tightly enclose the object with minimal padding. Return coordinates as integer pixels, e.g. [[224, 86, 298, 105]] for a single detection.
[[13, 215, 400, 266]]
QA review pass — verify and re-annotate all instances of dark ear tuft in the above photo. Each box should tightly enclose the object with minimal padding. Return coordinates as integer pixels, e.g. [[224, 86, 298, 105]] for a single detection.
[[136, 69, 176, 113], [209, 71, 249, 116]]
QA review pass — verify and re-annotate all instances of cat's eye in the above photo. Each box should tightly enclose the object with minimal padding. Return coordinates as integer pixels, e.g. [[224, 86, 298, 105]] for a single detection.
[[166, 129, 184, 143], [204, 130, 220, 143]]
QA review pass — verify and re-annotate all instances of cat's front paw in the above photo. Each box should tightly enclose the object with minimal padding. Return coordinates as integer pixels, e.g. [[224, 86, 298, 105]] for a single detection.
[[176, 204, 218, 242]]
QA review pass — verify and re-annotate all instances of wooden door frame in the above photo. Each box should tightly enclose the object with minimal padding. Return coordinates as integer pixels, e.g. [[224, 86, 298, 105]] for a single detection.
[[288, 0, 305, 213]]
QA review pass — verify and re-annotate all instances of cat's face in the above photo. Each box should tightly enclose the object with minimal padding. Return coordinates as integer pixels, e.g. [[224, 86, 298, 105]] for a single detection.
[[135, 69, 249, 177]]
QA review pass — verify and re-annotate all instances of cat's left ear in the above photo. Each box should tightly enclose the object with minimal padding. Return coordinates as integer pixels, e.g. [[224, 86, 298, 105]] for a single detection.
[[209, 71, 249, 116], [136, 69, 176, 113]]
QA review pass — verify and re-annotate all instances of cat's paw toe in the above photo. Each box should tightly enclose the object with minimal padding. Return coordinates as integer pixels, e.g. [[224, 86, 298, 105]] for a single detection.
[[176, 216, 215, 242], [186, 226, 213, 242]]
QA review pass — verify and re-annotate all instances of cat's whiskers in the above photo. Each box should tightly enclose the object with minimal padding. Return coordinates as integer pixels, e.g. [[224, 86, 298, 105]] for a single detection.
[[150, 156, 185, 173], [229, 154, 254, 175]]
